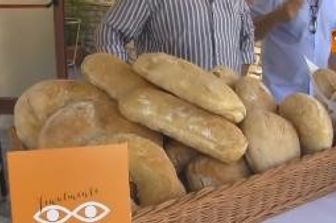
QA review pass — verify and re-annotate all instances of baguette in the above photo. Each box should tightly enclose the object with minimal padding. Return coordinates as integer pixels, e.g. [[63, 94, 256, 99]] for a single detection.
[[133, 53, 246, 123], [81, 53, 151, 100], [119, 87, 248, 163]]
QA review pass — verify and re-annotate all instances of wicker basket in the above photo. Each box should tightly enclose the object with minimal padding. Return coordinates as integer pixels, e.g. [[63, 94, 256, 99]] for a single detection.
[[8, 128, 336, 222], [133, 148, 336, 223]]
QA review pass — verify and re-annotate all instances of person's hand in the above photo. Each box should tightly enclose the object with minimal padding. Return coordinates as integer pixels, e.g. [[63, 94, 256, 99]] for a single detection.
[[276, 0, 304, 22]]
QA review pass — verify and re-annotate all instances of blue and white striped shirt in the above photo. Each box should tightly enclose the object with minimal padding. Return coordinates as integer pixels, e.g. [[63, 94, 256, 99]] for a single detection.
[[96, 0, 255, 72]]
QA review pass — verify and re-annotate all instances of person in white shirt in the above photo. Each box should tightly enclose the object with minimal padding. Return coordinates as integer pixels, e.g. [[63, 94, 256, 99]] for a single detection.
[[250, 0, 336, 101]]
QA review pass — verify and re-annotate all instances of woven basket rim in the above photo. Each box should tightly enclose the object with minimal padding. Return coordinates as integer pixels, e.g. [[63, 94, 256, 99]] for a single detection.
[[133, 147, 336, 218]]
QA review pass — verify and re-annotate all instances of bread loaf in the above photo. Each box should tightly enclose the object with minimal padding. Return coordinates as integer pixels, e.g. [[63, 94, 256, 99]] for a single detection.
[[38, 101, 105, 148], [211, 66, 239, 88], [235, 76, 277, 113], [119, 87, 248, 163], [81, 53, 151, 100], [14, 79, 162, 149], [37, 99, 163, 148], [165, 139, 198, 174], [241, 109, 301, 173], [279, 93, 333, 154], [133, 53, 246, 123], [186, 156, 250, 191], [14, 80, 107, 148], [87, 134, 186, 206], [313, 68, 336, 98]]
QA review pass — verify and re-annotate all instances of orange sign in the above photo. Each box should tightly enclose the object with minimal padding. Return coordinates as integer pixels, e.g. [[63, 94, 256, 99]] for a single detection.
[[7, 144, 131, 223], [332, 30, 336, 54]]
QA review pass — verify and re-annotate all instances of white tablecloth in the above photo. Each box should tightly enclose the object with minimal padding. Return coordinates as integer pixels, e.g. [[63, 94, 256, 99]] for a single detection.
[[265, 192, 336, 222]]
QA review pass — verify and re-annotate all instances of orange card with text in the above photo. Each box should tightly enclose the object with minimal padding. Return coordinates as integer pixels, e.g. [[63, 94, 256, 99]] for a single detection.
[[7, 144, 131, 223]]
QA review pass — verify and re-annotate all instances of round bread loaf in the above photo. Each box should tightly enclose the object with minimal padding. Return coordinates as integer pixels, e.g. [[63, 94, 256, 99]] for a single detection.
[[241, 109, 301, 173], [37, 99, 163, 148], [234, 76, 277, 113], [38, 101, 104, 148], [211, 66, 239, 88], [313, 68, 336, 98], [15, 79, 162, 149], [14, 80, 107, 148], [279, 93, 333, 154], [86, 134, 186, 206], [186, 156, 250, 191]]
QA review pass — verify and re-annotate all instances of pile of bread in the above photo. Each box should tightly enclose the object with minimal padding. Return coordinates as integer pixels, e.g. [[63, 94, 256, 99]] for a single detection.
[[13, 53, 336, 210]]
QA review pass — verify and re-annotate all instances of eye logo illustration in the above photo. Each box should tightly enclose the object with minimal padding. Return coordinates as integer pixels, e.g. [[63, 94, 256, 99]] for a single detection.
[[34, 201, 110, 223]]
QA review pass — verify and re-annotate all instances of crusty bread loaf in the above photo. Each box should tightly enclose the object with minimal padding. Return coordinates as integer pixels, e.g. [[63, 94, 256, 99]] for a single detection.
[[234, 76, 277, 113], [37, 98, 163, 148], [313, 68, 336, 98], [186, 156, 250, 191], [165, 139, 198, 174], [279, 93, 333, 154], [14, 79, 162, 149], [87, 134, 186, 206], [119, 87, 248, 163], [211, 66, 239, 88], [133, 53, 246, 123], [14, 80, 107, 148], [38, 101, 105, 148], [241, 109, 301, 173], [81, 53, 151, 100]]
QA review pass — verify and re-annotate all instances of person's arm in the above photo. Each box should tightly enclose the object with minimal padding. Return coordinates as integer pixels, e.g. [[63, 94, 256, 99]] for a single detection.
[[253, 0, 304, 41], [95, 0, 151, 61], [240, 1, 255, 76]]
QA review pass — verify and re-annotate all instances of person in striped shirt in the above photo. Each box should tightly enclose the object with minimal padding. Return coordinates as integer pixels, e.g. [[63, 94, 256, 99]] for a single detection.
[[96, 0, 255, 75]]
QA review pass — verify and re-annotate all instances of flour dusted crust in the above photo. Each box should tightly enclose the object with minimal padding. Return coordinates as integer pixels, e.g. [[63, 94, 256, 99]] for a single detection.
[[211, 66, 239, 88], [37, 98, 163, 148], [186, 156, 251, 191], [81, 53, 152, 100], [133, 53, 246, 123], [14, 80, 107, 148], [234, 76, 277, 113], [241, 109, 301, 173], [119, 87, 248, 163], [313, 68, 336, 99], [165, 139, 198, 174], [279, 93, 333, 154], [87, 134, 186, 206], [38, 101, 105, 148]]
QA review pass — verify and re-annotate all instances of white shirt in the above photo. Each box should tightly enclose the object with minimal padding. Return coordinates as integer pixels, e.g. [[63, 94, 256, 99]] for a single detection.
[[250, 0, 336, 101], [96, 0, 255, 72]]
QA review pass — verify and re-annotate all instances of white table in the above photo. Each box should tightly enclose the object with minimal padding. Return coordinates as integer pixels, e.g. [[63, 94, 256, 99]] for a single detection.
[[265, 192, 336, 222]]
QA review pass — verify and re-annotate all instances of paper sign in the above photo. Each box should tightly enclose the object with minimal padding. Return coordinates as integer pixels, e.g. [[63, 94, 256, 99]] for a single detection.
[[332, 29, 336, 54], [7, 144, 131, 223]]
